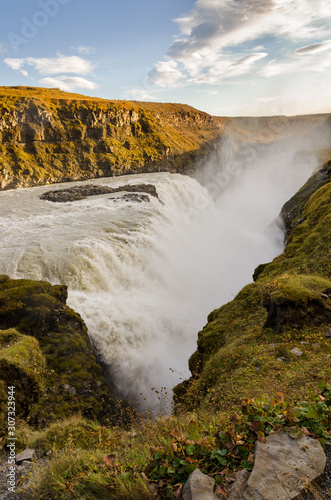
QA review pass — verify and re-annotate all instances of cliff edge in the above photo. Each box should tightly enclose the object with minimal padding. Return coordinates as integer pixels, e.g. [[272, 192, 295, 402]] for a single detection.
[[0, 86, 226, 190]]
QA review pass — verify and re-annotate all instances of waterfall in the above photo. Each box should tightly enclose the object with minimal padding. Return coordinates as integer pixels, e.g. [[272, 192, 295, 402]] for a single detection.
[[0, 137, 319, 410]]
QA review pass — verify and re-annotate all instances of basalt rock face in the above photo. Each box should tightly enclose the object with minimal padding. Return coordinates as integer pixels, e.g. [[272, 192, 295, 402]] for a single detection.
[[0, 86, 226, 190], [2, 87, 330, 192]]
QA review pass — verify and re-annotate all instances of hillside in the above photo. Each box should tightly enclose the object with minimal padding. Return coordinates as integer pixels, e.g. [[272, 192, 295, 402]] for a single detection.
[[0, 86, 226, 190], [1, 86, 330, 190]]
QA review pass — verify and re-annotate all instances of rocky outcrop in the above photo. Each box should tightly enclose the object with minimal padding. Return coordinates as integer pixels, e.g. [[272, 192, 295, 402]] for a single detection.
[[0, 86, 226, 190], [262, 274, 331, 334], [1, 87, 330, 192], [0, 275, 126, 431], [281, 159, 331, 242], [40, 182, 159, 202]]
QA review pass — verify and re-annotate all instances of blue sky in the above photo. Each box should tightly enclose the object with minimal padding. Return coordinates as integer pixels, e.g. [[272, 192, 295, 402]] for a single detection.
[[1, 0, 331, 116]]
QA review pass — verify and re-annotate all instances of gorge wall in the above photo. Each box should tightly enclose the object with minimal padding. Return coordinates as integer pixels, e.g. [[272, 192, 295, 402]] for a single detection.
[[0, 86, 226, 190], [1, 86, 330, 191]]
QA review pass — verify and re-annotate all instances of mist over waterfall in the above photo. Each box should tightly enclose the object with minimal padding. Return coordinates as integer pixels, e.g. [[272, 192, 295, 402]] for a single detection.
[[0, 135, 321, 410]]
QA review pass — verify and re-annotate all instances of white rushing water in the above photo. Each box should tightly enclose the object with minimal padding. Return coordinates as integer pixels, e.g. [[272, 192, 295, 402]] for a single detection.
[[0, 139, 319, 410]]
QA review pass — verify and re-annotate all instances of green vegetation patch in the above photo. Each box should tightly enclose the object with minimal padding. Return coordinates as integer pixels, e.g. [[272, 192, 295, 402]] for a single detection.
[[0, 328, 44, 386], [0, 328, 44, 442], [262, 274, 331, 304], [21, 383, 331, 499]]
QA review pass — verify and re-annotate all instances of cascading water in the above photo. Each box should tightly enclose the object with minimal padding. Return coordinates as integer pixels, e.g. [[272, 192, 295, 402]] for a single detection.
[[0, 137, 320, 410]]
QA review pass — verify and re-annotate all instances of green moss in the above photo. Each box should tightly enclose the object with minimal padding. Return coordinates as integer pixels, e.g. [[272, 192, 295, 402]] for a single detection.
[[262, 274, 331, 304], [0, 278, 121, 429], [258, 182, 331, 280], [0, 329, 44, 428]]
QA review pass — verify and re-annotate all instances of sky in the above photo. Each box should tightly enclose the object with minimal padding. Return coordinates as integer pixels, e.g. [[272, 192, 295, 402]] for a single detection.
[[1, 0, 331, 116]]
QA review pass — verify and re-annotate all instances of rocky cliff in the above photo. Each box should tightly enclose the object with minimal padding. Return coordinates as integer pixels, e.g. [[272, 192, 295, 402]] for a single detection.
[[0, 86, 226, 190], [1, 86, 330, 191], [0, 275, 128, 439]]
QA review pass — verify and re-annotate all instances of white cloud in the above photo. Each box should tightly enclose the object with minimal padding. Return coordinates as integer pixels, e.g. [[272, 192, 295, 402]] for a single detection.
[[148, 60, 184, 87], [39, 76, 98, 92], [149, 0, 331, 88], [295, 40, 331, 54], [4, 54, 98, 92], [173, 0, 331, 49], [72, 45, 96, 55], [260, 47, 331, 77], [125, 88, 156, 101], [4, 55, 94, 75], [3, 58, 29, 77], [4, 58, 24, 71], [252, 45, 266, 51]]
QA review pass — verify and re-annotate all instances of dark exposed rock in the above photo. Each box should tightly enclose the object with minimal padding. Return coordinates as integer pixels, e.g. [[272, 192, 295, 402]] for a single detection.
[[109, 193, 150, 203], [40, 183, 159, 202], [263, 296, 331, 334]]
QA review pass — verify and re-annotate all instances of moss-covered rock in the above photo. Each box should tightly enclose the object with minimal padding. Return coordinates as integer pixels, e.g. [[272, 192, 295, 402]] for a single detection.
[[262, 274, 331, 333], [0, 278, 123, 429], [0, 328, 44, 443], [281, 159, 331, 241]]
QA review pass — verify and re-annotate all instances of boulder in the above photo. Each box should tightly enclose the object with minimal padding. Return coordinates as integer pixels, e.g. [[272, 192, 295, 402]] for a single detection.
[[227, 469, 250, 499], [63, 384, 77, 396], [290, 348, 303, 357], [182, 469, 218, 500], [243, 432, 326, 499], [16, 448, 36, 465]]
